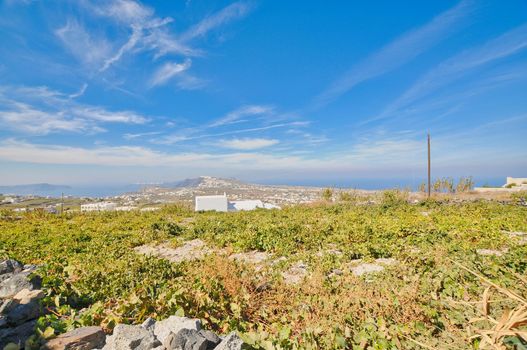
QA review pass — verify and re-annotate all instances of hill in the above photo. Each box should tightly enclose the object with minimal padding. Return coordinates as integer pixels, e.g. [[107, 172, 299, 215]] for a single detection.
[[122, 176, 340, 205]]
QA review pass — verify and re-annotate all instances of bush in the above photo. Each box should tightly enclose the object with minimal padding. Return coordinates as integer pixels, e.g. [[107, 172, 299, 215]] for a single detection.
[[338, 191, 356, 202], [321, 188, 333, 201], [380, 190, 408, 208]]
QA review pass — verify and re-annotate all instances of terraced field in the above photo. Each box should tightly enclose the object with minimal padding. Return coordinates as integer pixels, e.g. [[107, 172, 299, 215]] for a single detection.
[[1, 192, 526, 349]]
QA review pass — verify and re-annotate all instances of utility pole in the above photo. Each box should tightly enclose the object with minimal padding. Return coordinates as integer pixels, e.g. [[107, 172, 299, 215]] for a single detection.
[[61, 192, 64, 215], [427, 133, 431, 199]]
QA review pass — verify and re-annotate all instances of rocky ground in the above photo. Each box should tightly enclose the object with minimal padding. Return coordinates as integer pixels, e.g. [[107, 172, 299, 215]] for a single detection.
[[0, 259, 246, 350], [134, 239, 402, 285]]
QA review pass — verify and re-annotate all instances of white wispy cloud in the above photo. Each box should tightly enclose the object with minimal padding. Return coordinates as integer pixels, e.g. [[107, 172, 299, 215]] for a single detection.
[[0, 103, 91, 135], [55, 20, 112, 67], [68, 83, 88, 99], [174, 73, 208, 90], [370, 23, 527, 124], [0, 136, 456, 171], [72, 107, 148, 124], [149, 59, 192, 87], [0, 85, 150, 135], [154, 121, 306, 145], [312, 0, 473, 109], [0, 139, 303, 168], [179, 1, 254, 42], [210, 105, 274, 127], [218, 138, 279, 150], [123, 131, 163, 140], [52, 0, 253, 91], [92, 0, 153, 24], [92, 0, 251, 72]]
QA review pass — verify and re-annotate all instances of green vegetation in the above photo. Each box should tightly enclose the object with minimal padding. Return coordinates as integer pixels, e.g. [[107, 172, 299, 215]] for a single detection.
[[321, 188, 334, 201], [418, 176, 474, 193], [1, 197, 526, 349]]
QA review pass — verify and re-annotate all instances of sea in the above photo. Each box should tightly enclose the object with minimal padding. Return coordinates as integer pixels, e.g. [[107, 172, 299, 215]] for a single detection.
[[2, 177, 504, 198]]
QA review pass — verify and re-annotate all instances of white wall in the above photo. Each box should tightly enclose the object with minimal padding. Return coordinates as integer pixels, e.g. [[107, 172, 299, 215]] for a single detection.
[[506, 177, 527, 186], [195, 195, 228, 212]]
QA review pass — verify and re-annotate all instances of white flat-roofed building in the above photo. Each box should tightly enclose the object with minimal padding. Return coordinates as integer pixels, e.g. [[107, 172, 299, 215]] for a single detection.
[[228, 200, 281, 211], [195, 195, 281, 212], [80, 202, 117, 212], [195, 194, 228, 212], [228, 200, 264, 211], [114, 206, 138, 211]]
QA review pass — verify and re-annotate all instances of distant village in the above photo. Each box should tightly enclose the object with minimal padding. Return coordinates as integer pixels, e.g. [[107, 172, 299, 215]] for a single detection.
[[1, 176, 525, 214]]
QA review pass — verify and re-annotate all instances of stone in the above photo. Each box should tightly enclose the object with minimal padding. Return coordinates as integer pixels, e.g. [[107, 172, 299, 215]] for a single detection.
[[375, 258, 397, 265], [229, 251, 270, 265], [0, 319, 37, 349], [281, 261, 308, 285], [214, 332, 245, 350], [198, 330, 221, 349], [0, 298, 13, 314], [5, 297, 44, 326], [135, 239, 211, 264], [255, 281, 272, 292], [506, 231, 527, 245], [103, 324, 161, 350], [141, 317, 156, 330], [153, 316, 201, 344], [476, 248, 508, 257], [42, 326, 106, 350], [0, 271, 41, 299], [328, 269, 343, 278], [13, 288, 45, 304], [0, 260, 23, 284], [164, 329, 207, 350], [351, 263, 384, 276], [0, 259, 23, 276]]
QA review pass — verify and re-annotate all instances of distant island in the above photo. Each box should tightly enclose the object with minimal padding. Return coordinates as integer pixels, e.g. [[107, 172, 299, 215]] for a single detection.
[[0, 183, 71, 196]]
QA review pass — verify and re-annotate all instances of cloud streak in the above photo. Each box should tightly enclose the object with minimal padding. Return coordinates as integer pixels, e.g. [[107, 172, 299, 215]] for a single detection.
[[370, 22, 527, 124], [149, 59, 192, 87], [0, 85, 150, 135], [55, 20, 112, 67], [210, 105, 274, 127], [179, 1, 254, 42], [312, 0, 473, 109], [218, 138, 279, 150]]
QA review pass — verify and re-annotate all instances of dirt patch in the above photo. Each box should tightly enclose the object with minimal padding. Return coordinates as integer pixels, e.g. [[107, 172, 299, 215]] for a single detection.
[[505, 231, 527, 245], [281, 261, 308, 285], [134, 239, 212, 263], [348, 258, 398, 276], [476, 248, 508, 257]]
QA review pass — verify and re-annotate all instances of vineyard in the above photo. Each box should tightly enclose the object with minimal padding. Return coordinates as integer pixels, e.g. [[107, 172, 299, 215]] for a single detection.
[[1, 192, 527, 349]]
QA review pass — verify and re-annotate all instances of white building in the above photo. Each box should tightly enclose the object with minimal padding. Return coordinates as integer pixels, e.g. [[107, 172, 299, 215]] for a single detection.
[[80, 202, 117, 212], [474, 177, 527, 192], [503, 177, 527, 188], [195, 195, 281, 212], [195, 194, 229, 212], [228, 200, 264, 211], [1, 197, 16, 204], [114, 206, 138, 211]]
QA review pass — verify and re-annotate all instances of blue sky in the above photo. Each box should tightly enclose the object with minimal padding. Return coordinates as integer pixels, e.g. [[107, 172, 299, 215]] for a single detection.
[[0, 0, 526, 186]]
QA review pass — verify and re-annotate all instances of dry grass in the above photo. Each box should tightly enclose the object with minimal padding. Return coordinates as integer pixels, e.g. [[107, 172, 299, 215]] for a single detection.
[[452, 261, 527, 349]]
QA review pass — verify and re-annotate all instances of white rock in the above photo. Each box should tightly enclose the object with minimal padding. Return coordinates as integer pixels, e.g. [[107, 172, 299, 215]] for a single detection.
[[103, 324, 161, 350], [375, 258, 397, 265], [351, 263, 385, 276], [153, 316, 201, 344], [281, 261, 308, 285], [477, 248, 508, 256]]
